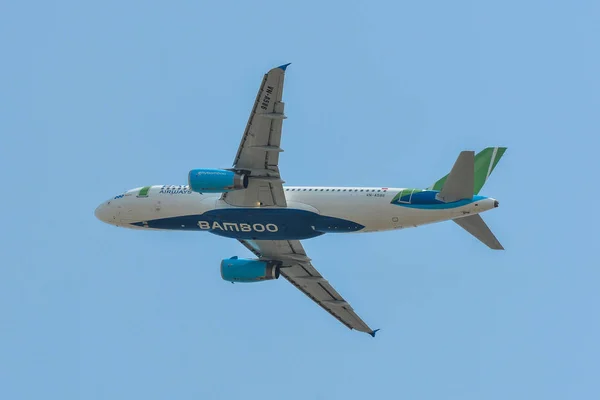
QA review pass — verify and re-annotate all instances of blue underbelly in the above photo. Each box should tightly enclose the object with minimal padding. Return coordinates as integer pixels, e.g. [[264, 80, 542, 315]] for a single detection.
[[131, 209, 364, 240]]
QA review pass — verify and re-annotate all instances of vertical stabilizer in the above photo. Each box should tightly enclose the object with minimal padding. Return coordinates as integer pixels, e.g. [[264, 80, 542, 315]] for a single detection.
[[430, 147, 507, 195], [437, 151, 474, 202]]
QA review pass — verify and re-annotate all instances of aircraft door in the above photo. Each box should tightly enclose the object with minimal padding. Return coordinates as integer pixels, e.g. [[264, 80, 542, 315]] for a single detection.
[[391, 189, 415, 229], [396, 188, 415, 204]]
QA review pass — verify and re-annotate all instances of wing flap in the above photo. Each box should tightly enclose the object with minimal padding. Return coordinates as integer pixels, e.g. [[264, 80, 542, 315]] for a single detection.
[[224, 65, 290, 207], [233, 69, 286, 170], [238, 239, 375, 334]]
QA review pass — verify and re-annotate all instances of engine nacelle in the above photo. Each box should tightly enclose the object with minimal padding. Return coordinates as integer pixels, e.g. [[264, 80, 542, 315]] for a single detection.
[[220, 257, 281, 283], [188, 169, 248, 193]]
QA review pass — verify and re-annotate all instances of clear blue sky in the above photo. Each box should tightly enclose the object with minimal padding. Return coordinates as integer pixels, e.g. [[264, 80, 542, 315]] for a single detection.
[[1, 1, 599, 398]]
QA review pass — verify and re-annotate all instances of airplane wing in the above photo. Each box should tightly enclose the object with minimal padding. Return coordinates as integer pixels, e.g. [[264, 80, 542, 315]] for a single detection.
[[223, 64, 290, 207], [238, 239, 379, 336]]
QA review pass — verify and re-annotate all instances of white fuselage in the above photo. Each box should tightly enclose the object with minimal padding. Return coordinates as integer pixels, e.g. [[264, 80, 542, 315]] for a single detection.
[[95, 185, 497, 240]]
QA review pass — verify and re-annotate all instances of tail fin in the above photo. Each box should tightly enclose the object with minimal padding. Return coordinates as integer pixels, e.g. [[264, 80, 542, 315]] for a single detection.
[[430, 147, 507, 250], [437, 151, 475, 202], [454, 215, 504, 250], [429, 147, 507, 194]]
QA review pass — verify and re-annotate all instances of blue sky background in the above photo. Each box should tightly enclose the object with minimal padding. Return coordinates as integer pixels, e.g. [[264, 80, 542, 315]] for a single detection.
[[1, 1, 599, 398]]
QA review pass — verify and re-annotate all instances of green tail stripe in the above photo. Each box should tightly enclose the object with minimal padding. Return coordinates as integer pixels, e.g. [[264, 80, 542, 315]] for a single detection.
[[430, 175, 448, 190], [430, 175, 447, 191], [490, 147, 506, 173], [474, 147, 506, 194], [429, 147, 507, 194]]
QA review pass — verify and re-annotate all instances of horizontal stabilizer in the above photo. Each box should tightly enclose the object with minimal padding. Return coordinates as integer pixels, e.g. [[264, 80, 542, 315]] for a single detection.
[[454, 214, 504, 250], [438, 151, 474, 202]]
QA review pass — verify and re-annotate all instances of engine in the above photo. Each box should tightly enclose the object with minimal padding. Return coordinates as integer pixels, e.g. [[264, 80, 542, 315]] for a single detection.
[[188, 169, 248, 193], [220, 257, 281, 283]]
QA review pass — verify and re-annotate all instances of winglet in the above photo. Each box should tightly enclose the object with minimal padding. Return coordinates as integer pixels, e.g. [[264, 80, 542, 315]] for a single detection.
[[369, 329, 380, 338], [277, 63, 291, 71]]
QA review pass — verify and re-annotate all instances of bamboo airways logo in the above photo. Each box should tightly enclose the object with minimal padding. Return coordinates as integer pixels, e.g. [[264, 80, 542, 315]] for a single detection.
[[159, 185, 192, 195], [197, 221, 279, 233]]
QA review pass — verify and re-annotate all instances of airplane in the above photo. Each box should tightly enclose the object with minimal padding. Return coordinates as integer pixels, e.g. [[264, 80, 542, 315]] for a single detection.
[[95, 64, 507, 337]]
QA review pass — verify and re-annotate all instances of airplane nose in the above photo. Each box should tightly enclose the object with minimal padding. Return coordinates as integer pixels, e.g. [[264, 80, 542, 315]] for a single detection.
[[94, 204, 104, 221], [95, 203, 112, 224]]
